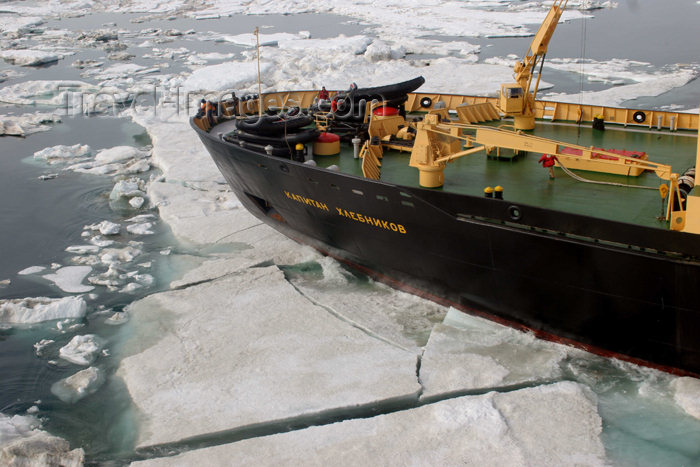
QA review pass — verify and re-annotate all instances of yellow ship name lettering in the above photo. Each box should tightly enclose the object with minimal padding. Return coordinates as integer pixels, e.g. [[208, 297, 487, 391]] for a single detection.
[[336, 207, 407, 234], [283, 191, 329, 211]]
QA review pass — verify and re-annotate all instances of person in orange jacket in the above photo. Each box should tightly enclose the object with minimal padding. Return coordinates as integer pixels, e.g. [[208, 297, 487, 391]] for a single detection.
[[205, 100, 217, 126], [538, 154, 557, 179]]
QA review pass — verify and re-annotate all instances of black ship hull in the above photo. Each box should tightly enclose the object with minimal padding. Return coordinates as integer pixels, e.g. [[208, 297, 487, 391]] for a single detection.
[[194, 121, 700, 376]]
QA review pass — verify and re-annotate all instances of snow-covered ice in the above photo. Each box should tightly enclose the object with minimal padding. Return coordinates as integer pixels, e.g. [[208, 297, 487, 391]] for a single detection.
[[419, 309, 569, 399], [34, 144, 91, 164], [118, 265, 420, 447], [182, 60, 273, 93], [0, 80, 96, 106], [50, 367, 106, 404], [0, 413, 84, 466], [133, 381, 606, 466], [18, 265, 46, 275], [0, 49, 59, 66], [126, 222, 154, 235], [672, 377, 700, 421], [0, 296, 86, 324], [0, 112, 61, 136], [43, 266, 94, 293], [59, 334, 104, 366]]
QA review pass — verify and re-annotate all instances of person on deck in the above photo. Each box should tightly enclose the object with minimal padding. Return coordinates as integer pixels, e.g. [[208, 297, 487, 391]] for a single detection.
[[205, 100, 217, 126], [319, 86, 329, 102], [538, 154, 557, 179], [196, 98, 206, 118]]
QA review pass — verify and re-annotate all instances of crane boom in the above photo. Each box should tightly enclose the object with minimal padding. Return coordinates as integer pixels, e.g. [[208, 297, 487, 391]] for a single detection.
[[499, 0, 568, 130]]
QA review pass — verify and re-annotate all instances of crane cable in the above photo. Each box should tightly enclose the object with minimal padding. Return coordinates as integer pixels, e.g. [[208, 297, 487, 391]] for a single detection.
[[577, 9, 587, 141], [556, 156, 657, 190]]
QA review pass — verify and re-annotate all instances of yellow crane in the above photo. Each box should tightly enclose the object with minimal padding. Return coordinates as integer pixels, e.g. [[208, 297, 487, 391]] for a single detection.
[[499, 0, 568, 130]]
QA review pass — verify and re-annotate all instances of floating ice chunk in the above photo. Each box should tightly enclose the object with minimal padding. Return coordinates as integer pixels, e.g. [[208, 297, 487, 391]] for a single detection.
[[43, 266, 94, 293], [126, 214, 156, 223], [110, 178, 146, 201], [100, 246, 142, 264], [18, 266, 46, 275], [364, 40, 405, 62], [89, 236, 115, 248], [33, 144, 91, 164], [65, 245, 100, 255], [126, 222, 154, 235], [0, 296, 86, 324], [88, 264, 123, 288], [129, 196, 145, 208], [94, 146, 148, 165], [59, 334, 104, 365], [96, 221, 120, 236], [120, 283, 142, 293], [123, 272, 154, 287], [25, 406, 39, 414], [107, 51, 135, 61], [105, 311, 128, 325], [33, 339, 54, 356], [50, 367, 105, 404], [0, 80, 95, 106], [419, 309, 568, 398], [194, 52, 235, 62], [38, 173, 59, 180], [0, 49, 59, 66], [0, 413, 84, 466], [279, 35, 372, 55], [210, 31, 302, 47], [672, 377, 700, 420]]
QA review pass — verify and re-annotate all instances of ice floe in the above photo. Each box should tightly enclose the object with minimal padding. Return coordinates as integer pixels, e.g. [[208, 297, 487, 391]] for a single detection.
[[118, 265, 420, 447], [33, 144, 91, 165], [18, 265, 46, 275], [64, 146, 151, 176], [0, 49, 59, 66], [182, 60, 273, 93], [98, 246, 143, 267], [147, 181, 249, 245], [0, 80, 96, 106], [43, 266, 94, 293], [672, 377, 700, 420], [419, 309, 569, 399], [126, 222, 154, 235], [133, 381, 605, 466], [0, 413, 84, 466], [65, 245, 100, 255], [86, 220, 121, 236], [544, 66, 698, 107], [109, 177, 148, 207], [59, 334, 104, 365], [33, 339, 54, 356], [0, 296, 86, 325], [0, 112, 61, 137], [50, 367, 106, 404]]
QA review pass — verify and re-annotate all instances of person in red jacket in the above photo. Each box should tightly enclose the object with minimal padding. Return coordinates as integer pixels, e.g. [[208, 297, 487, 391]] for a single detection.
[[319, 86, 329, 101], [538, 154, 557, 179]]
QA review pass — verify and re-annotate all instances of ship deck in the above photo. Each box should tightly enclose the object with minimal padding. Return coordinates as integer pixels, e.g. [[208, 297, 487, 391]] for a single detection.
[[210, 115, 698, 230], [311, 120, 698, 229]]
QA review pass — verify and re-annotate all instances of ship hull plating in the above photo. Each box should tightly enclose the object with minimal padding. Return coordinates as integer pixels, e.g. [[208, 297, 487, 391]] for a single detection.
[[195, 123, 700, 376]]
